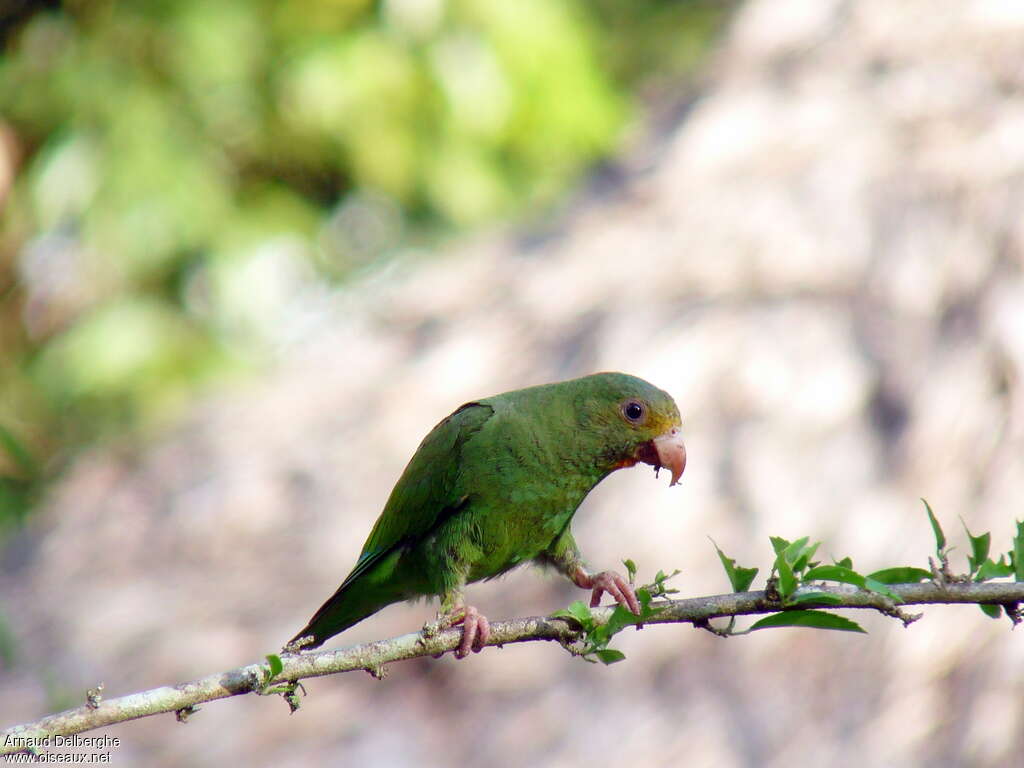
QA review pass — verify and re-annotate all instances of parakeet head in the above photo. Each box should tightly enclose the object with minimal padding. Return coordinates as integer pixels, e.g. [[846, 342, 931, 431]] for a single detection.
[[573, 372, 686, 485]]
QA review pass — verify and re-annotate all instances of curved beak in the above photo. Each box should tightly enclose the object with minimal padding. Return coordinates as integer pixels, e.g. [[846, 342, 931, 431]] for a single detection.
[[635, 426, 687, 486]]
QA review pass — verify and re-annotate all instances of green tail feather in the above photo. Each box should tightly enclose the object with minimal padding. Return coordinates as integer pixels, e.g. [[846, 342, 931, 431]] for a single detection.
[[289, 582, 391, 648], [289, 551, 418, 648]]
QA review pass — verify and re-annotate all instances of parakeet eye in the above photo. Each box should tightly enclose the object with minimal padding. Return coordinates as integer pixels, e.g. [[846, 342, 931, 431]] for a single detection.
[[621, 400, 647, 424]]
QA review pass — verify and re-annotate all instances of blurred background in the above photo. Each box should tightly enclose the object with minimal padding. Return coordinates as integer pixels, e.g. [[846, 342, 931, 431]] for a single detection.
[[2, 0, 1023, 766]]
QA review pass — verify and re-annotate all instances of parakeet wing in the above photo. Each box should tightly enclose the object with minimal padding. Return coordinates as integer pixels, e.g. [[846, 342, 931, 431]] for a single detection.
[[334, 400, 494, 592]]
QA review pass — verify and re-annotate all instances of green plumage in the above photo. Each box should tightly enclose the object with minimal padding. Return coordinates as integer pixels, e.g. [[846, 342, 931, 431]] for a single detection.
[[289, 371, 682, 649]]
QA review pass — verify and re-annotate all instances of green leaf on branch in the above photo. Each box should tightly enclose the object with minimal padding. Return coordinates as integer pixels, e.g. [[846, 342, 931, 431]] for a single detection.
[[648, 568, 682, 598], [804, 564, 865, 587], [749, 610, 866, 633], [636, 587, 653, 612], [1013, 520, 1024, 582], [603, 605, 642, 638], [783, 537, 811, 565], [792, 543, 820, 573], [623, 558, 637, 584], [552, 601, 595, 629], [711, 539, 759, 593], [975, 556, 1013, 582], [867, 567, 932, 584], [923, 498, 946, 553], [258, 653, 286, 693], [771, 535, 821, 600], [775, 553, 797, 599], [266, 653, 283, 679], [979, 604, 1002, 619], [962, 520, 991, 576], [554, 565, 679, 664], [802, 565, 902, 603]]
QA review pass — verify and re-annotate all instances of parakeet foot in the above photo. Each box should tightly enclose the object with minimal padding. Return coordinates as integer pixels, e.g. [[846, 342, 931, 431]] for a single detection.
[[573, 568, 641, 616], [450, 605, 491, 659], [426, 605, 491, 659]]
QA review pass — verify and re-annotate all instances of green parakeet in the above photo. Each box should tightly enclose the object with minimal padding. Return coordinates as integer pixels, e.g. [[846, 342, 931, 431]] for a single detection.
[[288, 371, 685, 658]]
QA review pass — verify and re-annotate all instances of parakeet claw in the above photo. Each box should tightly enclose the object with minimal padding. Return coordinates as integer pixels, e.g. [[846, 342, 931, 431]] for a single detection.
[[450, 605, 491, 659], [574, 569, 641, 616]]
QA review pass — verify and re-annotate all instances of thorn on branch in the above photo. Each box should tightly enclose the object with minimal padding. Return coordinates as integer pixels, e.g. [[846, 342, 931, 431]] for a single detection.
[[693, 618, 733, 638], [420, 615, 453, 656], [175, 705, 199, 723], [85, 683, 104, 709], [420, 619, 438, 639], [929, 555, 968, 588], [365, 665, 388, 680], [887, 606, 923, 627], [1003, 601, 1022, 627]]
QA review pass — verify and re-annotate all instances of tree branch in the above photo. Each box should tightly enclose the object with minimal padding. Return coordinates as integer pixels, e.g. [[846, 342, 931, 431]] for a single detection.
[[3, 580, 1022, 753]]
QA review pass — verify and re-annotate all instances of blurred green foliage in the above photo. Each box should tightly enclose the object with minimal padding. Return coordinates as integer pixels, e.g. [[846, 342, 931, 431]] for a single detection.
[[0, 0, 730, 527]]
